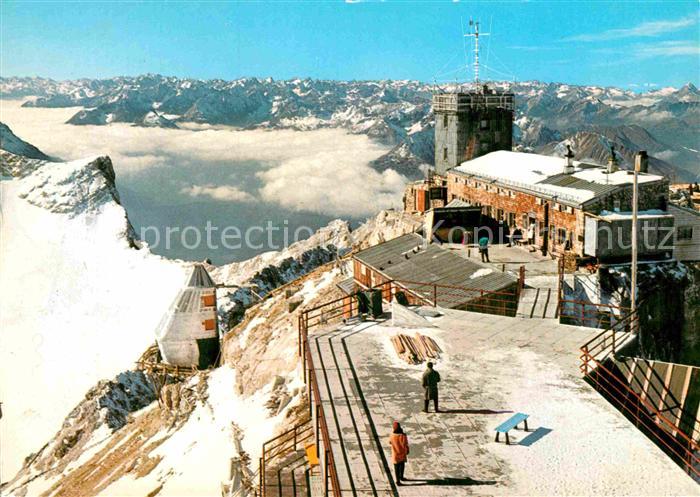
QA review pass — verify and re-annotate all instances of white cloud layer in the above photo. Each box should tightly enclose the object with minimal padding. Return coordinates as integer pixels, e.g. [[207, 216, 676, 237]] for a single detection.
[[567, 15, 697, 42], [0, 100, 401, 217], [181, 184, 256, 202]]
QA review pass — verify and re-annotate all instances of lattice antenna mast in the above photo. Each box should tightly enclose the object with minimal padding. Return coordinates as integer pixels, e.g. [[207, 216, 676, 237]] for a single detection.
[[464, 19, 489, 88]]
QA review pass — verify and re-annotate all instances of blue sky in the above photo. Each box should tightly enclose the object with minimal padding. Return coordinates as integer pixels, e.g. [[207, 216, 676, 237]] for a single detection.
[[1, 1, 698, 90]]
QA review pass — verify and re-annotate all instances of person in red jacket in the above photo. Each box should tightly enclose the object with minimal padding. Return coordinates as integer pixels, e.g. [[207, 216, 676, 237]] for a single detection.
[[389, 421, 409, 485]]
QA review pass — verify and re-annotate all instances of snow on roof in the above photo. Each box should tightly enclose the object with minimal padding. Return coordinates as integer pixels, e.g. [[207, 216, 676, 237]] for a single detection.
[[598, 209, 673, 221], [453, 151, 665, 206]]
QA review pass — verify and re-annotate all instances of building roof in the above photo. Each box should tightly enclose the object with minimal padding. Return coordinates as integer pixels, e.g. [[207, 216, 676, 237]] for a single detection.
[[337, 277, 359, 295], [444, 198, 472, 208], [187, 264, 216, 288], [452, 151, 665, 206], [597, 209, 674, 221], [353, 233, 517, 307]]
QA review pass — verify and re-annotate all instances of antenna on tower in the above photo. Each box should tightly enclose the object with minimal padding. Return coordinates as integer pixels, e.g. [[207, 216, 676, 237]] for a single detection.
[[465, 18, 490, 88]]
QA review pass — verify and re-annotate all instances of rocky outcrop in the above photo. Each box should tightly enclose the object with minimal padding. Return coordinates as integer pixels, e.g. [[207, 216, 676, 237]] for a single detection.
[[6, 371, 157, 486], [0, 122, 52, 160], [599, 261, 692, 363]]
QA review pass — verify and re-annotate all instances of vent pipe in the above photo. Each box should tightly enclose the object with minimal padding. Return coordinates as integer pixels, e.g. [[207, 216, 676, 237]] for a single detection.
[[607, 145, 619, 173], [635, 150, 648, 174], [563, 145, 575, 174]]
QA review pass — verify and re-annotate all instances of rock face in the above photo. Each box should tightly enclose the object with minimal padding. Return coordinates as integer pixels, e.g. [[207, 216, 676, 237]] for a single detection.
[[0, 122, 52, 160], [537, 125, 688, 180], [1, 151, 139, 247], [599, 262, 693, 364], [6, 371, 157, 487], [5, 152, 122, 214], [3, 75, 698, 180], [682, 263, 700, 365]]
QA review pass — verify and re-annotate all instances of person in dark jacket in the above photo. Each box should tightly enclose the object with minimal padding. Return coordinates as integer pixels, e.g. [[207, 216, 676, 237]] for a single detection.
[[422, 362, 441, 412], [388, 421, 409, 485]]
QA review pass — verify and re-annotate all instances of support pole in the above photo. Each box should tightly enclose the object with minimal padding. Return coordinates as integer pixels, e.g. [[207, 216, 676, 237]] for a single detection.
[[631, 152, 646, 322]]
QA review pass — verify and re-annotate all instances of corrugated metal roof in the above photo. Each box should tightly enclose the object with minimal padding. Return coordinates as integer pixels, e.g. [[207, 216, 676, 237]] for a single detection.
[[187, 264, 216, 288], [337, 277, 358, 295], [538, 173, 621, 197], [354, 233, 517, 308]]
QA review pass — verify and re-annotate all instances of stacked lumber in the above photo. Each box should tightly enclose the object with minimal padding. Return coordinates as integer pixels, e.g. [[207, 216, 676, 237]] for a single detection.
[[390, 333, 442, 365]]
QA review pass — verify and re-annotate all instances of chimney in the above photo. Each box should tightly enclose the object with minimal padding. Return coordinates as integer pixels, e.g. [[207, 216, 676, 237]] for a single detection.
[[635, 150, 648, 174], [563, 145, 575, 174], [607, 145, 619, 173]]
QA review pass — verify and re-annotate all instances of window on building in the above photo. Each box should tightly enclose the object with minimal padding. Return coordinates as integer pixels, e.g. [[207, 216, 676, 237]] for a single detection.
[[536, 197, 543, 206], [507, 212, 516, 226], [678, 226, 694, 240], [557, 228, 567, 245], [443, 114, 448, 128], [613, 199, 621, 212], [497, 209, 504, 220], [480, 119, 489, 130], [443, 147, 448, 160]]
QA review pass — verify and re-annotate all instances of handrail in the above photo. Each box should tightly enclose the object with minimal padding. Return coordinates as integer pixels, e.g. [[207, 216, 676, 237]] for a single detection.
[[305, 342, 342, 496], [260, 419, 314, 497], [579, 296, 700, 478], [582, 355, 700, 478]]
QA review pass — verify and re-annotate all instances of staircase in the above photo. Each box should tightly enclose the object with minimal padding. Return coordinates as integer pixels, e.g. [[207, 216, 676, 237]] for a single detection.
[[516, 288, 557, 319], [260, 420, 319, 497]]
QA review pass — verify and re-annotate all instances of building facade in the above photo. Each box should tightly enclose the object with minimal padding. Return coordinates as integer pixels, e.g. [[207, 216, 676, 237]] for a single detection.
[[445, 151, 670, 258], [433, 86, 514, 175]]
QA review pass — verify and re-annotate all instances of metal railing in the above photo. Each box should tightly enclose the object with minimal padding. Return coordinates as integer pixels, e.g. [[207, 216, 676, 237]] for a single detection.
[[579, 309, 640, 372], [559, 299, 630, 329], [259, 420, 314, 497], [304, 343, 343, 496], [579, 304, 700, 479], [582, 355, 700, 479], [294, 278, 524, 496]]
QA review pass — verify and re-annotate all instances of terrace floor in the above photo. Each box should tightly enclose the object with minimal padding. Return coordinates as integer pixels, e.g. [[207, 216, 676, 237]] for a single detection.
[[308, 307, 699, 496]]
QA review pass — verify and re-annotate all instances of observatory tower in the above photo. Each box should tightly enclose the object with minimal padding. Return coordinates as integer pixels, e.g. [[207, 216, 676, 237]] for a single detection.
[[433, 21, 514, 175]]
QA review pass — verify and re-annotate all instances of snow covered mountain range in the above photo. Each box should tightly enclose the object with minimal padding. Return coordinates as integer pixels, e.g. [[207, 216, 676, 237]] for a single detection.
[[2, 75, 698, 180], [0, 129, 421, 495]]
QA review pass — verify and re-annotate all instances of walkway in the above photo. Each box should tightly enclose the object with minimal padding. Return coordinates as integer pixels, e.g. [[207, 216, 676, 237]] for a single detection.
[[308, 309, 700, 496]]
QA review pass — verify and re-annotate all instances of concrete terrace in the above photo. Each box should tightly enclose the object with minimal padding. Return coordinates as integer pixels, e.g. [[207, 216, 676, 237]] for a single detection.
[[308, 309, 699, 496]]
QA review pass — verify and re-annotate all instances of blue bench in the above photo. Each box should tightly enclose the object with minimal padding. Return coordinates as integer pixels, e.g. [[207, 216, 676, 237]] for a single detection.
[[494, 412, 530, 444]]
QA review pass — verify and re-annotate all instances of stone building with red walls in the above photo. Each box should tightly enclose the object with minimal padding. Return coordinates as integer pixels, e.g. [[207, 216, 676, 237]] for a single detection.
[[443, 150, 670, 258]]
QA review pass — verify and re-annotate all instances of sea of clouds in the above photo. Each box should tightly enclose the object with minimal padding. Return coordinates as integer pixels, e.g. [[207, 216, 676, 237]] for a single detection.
[[0, 100, 403, 218]]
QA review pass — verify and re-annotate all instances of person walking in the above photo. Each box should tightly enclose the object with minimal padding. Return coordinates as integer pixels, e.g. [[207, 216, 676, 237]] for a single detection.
[[478, 235, 491, 263], [389, 421, 409, 485], [422, 361, 441, 413]]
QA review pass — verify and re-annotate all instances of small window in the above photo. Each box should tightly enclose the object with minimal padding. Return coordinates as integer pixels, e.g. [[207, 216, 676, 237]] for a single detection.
[[678, 226, 694, 240], [443, 147, 448, 160], [557, 228, 567, 244], [613, 199, 621, 212], [443, 114, 448, 128], [480, 119, 488, 130]]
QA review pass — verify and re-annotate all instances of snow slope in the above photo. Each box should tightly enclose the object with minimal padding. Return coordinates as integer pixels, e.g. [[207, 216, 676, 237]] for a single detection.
[[0, 153, 187, 480]]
